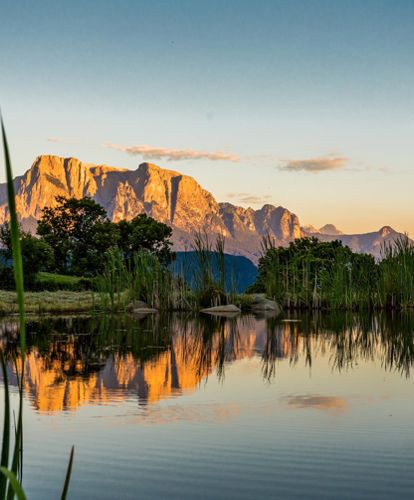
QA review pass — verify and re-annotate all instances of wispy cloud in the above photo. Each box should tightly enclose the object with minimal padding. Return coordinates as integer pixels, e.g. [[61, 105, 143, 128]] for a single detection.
[[226, 192, 273, 205], [104, 142, 240, 162], [47, 136, 65, 143], [279, 155, 348, 173]]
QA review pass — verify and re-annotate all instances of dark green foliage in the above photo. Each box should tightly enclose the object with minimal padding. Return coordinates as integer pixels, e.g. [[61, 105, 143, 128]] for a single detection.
[[36, 197, 174, 276], [379, 235, 414, 308], [0, 222, 54, 287], [117, 214, 174, 265], [254, 237, 377, 310], [37, 196, 115, 275], [254, 235, 414, 310], [0, 267, 14, 290]]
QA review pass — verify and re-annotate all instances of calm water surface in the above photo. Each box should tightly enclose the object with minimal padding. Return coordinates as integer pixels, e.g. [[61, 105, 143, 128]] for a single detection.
[[1, 312, 414, 499]]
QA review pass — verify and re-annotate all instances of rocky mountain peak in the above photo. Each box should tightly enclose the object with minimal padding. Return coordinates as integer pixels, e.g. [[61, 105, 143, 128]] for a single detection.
[[137, 161, 180, 176], [319, 224, 343, 235], [0, 154, 408, 263], [378, 226, 395, 237]]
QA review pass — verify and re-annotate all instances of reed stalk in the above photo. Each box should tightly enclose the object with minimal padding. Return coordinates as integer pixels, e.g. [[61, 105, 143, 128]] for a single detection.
[[0, 116, 74, 499]]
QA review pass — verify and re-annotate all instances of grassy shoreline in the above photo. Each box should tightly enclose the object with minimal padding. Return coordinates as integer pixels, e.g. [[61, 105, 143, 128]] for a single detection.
[[0, 290, 100, 315], [0, 289, 259, 315], [4, 287, 414, 316]]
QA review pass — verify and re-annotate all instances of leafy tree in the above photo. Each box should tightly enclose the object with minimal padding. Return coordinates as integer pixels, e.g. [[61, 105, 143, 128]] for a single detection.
[[0, 222, 54, 286], [37, 196, 117, 275], [36, 197, 174, 275], [117, 214, 174, 266]]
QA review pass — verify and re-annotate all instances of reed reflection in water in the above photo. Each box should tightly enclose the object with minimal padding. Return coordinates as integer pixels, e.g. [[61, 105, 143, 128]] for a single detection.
[[1, 311, 414, 413], [1, 312, 414, 499]]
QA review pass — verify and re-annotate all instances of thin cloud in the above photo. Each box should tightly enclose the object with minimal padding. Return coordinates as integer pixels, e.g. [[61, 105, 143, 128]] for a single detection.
[[226, 192, 272, 205], [280, 156, 348, 173], [47, 136, 65, 143], [347, 162, 391, 173], [105, 142, 240, 162]]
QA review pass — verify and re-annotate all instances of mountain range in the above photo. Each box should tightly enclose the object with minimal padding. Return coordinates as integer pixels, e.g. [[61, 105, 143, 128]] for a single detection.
[[0, 155, 408, 262]]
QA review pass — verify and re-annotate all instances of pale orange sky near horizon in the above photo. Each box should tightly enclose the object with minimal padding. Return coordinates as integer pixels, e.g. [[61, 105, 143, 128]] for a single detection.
[[1, 1, 413, 237]]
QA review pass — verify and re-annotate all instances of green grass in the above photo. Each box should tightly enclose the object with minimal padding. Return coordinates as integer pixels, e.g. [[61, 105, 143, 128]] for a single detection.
[[35, 271, 92, 291], [37, 272, 86, 286], [0, 289, 100, 315]]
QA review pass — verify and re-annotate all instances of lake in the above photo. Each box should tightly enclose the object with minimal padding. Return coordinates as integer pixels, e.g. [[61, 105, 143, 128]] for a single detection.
[[1, 312, 414, 499]]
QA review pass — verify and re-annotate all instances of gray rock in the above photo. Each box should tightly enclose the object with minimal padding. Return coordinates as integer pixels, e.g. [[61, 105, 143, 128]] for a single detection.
[[251, 299, 281, 315], [126, 300, 155, 312], [132, 307, 158, 314], [250, 293, 268, 304], [131, 300, 151, 309], [201, 304, 241, 314]]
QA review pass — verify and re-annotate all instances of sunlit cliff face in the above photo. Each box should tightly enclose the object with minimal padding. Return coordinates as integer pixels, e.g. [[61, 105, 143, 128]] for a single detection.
[[0, 155, 305, 262]]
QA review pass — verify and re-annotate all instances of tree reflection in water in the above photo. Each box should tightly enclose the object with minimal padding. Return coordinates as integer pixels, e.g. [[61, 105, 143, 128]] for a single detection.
[[1, 311, 414, 412]]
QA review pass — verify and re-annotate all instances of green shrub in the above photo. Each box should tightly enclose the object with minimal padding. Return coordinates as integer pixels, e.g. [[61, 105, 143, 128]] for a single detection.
[[33, 272, 92, 291]]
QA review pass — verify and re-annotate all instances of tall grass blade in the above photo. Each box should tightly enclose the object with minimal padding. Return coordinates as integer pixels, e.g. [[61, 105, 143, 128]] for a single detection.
[[2, 116, 26, 496], [0, 468, 27, 500], [0, 351, 11, 498], [1, 115, 75, 498], [60, 446, 74, 500], [1, 118, 26, 354]]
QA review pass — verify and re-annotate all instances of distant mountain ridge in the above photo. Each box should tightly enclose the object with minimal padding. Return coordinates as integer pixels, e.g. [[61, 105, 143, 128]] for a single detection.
[[302, 224, 403, 256], [0, 155, 409, 262], [171, 252, 258, 293], [302, 223, 343, 235]]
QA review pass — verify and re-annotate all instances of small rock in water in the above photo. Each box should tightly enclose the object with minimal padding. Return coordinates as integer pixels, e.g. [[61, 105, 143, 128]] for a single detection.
[[126, 300, 157, 313], [132, 307, 158, 314], [251, 299, 281, 314], [201, 304, 241, 314], [132, 300, 152, 309]]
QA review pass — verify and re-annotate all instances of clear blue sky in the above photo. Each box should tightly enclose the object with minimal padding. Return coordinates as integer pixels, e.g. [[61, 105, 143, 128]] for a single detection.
[[1, 0, 413, 234]]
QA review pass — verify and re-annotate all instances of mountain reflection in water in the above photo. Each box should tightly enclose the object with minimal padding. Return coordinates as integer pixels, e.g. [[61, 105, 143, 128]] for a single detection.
[[1, 312, 414, 414]]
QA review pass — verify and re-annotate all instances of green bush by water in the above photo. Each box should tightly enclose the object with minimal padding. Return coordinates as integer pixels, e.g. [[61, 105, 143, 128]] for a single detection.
[[378, 235, 414, 308], [253, 235, 414, 310]]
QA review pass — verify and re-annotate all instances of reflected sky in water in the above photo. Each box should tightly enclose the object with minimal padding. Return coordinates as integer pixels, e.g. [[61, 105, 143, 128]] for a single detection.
[[1, 312, 414, 499]]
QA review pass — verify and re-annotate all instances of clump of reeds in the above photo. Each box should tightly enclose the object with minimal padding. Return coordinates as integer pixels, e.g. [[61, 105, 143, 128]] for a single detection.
[[256, 234, 414, 311], [96, 247, 193, 311], [379, 234, 414, 309], [191, 231, 228, 307], [255, 236, 383, 310], [0, 117, 74, 498], [95, 246, 127, 311]]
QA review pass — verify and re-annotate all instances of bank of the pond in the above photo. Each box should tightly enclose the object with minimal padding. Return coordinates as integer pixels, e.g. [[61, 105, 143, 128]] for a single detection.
[[4, 286, 414, 317], [0, 290, 280, 316], [0, 290, 101, 315]]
